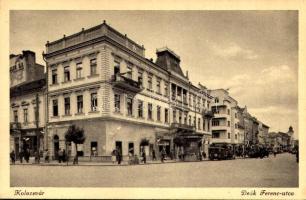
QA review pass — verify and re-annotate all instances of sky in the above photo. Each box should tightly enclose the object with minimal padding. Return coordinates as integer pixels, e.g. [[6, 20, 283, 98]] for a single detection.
[[10, 10, 298, 138]]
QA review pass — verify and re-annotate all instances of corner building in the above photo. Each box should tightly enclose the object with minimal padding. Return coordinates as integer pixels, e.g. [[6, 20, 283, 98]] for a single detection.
[[44, 21, 214, 161]]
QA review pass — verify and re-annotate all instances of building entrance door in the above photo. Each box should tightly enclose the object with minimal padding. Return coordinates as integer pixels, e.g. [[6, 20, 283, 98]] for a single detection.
[[53, 135, 59, 160], [115, 141, 122, 155]]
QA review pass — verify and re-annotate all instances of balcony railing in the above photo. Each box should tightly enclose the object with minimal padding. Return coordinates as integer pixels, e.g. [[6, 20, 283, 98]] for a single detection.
[[10, 122, 21, 130], [171, 122, 195, 131], [111, 74, 142, 93], [202, 109, 214, 118]]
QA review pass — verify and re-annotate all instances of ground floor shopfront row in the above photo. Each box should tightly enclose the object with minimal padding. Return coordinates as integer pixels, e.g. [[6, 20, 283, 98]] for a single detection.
[[46, 118, 212, 162], [10, 127, 44, 158]]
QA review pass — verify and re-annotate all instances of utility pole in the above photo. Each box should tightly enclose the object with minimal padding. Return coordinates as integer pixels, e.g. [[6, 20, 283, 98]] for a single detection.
[[35, 93, 40, 163]]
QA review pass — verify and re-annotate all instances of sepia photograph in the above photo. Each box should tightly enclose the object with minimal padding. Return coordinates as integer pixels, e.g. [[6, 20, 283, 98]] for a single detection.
[[1, 2, 305, 199]]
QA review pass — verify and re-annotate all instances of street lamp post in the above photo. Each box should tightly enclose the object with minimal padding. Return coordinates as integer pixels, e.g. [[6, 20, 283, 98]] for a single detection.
[[35, 93, 40, 163]]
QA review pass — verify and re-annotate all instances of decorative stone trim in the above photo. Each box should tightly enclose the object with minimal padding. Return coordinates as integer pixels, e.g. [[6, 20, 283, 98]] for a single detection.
[[87, 74, 99, 79], [73, 77, 85, 81]]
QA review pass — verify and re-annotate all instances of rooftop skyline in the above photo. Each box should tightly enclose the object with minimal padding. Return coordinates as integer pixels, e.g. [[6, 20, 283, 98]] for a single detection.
[[10, 10, 298, 137]]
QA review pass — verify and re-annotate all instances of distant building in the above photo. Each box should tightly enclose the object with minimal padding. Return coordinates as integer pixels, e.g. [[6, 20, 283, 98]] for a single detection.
[[267, 127, 293, 151], [10, 50, 46, 157], [258, 121, 269, 145]]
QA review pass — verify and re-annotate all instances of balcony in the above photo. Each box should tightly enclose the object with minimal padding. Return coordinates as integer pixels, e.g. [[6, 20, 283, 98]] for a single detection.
[[211, 125, 230, 132], [10, 122, 21, 130], [111, 74, 142, 93], [202, 110, 214, 118], [171, 122, 195, 131], [211, 138, 232, 144]]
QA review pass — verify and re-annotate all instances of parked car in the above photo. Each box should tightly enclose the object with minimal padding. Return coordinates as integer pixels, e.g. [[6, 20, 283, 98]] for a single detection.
[[208, 143, 235, 160]]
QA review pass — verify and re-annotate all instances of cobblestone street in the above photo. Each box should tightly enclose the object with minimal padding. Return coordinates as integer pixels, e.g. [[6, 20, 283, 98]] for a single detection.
[[10, 153, 298, 187]]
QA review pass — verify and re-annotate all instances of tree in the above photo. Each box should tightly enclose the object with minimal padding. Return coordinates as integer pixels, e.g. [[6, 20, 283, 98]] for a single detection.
[[65, 124, 86, 164]]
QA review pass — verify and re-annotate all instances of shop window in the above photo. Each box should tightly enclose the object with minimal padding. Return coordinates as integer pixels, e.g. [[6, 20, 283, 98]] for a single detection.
[[77, 144, 84, 157], [212, 132, 220, 138], [91, 141, 98, 156], [128, 142, 134, 155]]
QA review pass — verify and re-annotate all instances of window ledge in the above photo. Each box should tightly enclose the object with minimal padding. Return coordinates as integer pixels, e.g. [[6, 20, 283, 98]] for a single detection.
[[113, 111, 123, 115], [137, 116, 144, 119], [74, 77, 85, 81], [62, 114, 72, 117], [51, 116, 60, 119], [147, 118, 154, 122], [50, 83, 59, 86], [89, 110, 99, 114], [75, 112, 85, 116], [61, 80, 72, 84], [155, 92, 162, 96], [146, 88, 154, 92], [87, 74, 99, 78]]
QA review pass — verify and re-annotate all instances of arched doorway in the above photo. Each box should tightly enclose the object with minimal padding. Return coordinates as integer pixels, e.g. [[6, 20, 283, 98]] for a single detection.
[[53, 135, 59, 160]]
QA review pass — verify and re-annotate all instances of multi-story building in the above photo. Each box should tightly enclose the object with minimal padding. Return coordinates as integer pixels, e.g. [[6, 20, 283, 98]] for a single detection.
[[209, 89, 239, 144], [258, 121, 269, 145], [236, 106, 245, 145], [43, 21, 214, 161], [10, 51, 46, 157]]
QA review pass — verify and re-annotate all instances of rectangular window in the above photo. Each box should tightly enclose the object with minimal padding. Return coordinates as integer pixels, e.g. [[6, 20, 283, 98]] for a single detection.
[[114, 61, 120, 80], [178, 111, 182, 124], [138, 100, 143, 118], [212, 120, 219, 126], [90, 58, 97, 75], [193, 95, 196, 108], [127, 64, 132, 79], [227, 109, 230, 115], [189, 94, 191, 107], [202, 99, 206, 108], [171, 84, 176, 100], [157, 106, 161, 121], [64, 66, 70, 82], [203, 119, 206, 131], [14, 110, 18, 122], [126, 96, 133, 116], [114, 94, 120, 112], [76, 63, 82, 79], [64, 97, 70, 115], [228, 132, 231, 139], [148, 75, 153, 90], [189, 115, 191, 125], [228, 121, 230, 127], [184, 113, 187, 124], [165, 108, 168, 123], [198, 118, 201, 130], [138, 70, 143, 86], [148, 103, 153, 120], [173, 109, 176, 123], [235, 134, 238, 140], [91, 93, 98, 111], [207, 101, 210, 109], [77, 95, 83, 113], [128, 143, 134, 155], [52, 69, 57, 84], [164, 83, 168, 97], [52, 99, 58, 116], [212, 132, 220, 138], [23, 109, 28, 123], [194, 116, 196, 128], [156, 79, 161, 94]]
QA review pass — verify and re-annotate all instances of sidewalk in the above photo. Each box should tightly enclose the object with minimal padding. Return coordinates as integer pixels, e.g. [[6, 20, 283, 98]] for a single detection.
[[11, 157, 209, 167]]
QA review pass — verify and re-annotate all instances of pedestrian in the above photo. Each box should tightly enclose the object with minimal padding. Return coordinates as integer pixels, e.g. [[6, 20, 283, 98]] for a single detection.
[[62, 149, 66, 162], [273, 147, 277, 158], [19, 151, 23, 163], [142, 150, 146, 164], [152, 149, 156, 161], [112, 149, 116, 164], [58, 148, 63, 163], [24, 149, 30, 163], [44, 149, 49, 163], [202, 151, 207, 160], [161, 147, 166, 163], [116, 149, 122, 165], [10, 150, 15, 164]]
